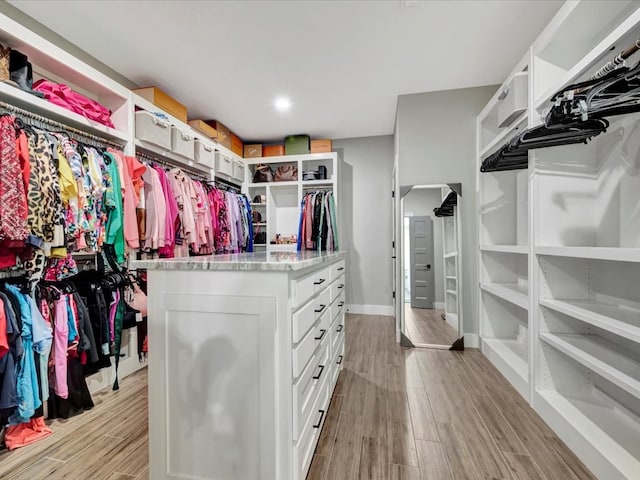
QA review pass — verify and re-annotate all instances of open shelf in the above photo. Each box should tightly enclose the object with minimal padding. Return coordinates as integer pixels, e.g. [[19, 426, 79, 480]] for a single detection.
[[0, 81, 129, 142], [540, 298, 640, 345], [536, 340, 640, 480], [480, 244, 528, 254], [541, 333, 640, 399], [479, 113, 528, 159], [535, 388, 640, 480], [250, 203, 266, 207], [481, 283, 528, 310], [482, 337, 529, 398], [480, 169, 528, 246], [443, 251, 458, 259], [536, 247, 640, 263], [533, 2, 640, 109], [301, 179, 333, 187], [446, 289, 457, 296], [445, 276, 457, 280]]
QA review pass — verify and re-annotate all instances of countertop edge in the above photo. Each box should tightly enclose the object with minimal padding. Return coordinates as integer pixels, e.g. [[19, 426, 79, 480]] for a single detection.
[[131, 251, 345, 272]]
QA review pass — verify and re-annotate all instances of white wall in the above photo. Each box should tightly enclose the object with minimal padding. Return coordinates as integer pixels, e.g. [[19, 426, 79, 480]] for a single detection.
[[396, 86, 497, 336], [333, 135, 394, 315], [403, 187, 446, 305]]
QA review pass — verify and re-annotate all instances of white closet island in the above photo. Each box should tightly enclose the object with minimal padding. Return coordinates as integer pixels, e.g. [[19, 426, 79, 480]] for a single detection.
[[134, 251, 346, 480]]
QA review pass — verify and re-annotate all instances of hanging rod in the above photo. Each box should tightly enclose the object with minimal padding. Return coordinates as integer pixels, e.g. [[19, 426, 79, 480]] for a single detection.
[[213, 175, 242, 191], [136, 150, 210, 181], [0, 100, 124, 148]]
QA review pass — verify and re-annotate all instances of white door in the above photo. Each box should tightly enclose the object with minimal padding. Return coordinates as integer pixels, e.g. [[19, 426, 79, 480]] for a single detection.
[[410, 216, 435, 309]]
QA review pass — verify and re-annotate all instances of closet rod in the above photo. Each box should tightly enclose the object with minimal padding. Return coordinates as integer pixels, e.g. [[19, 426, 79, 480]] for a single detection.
[[213, 175, 242, 191], [0, 100, 124, 148], [135, 150, 210, 181]]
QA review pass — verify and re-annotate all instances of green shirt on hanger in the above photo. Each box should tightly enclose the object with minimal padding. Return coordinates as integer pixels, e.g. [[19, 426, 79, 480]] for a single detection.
[[104, 152, 125, 264]]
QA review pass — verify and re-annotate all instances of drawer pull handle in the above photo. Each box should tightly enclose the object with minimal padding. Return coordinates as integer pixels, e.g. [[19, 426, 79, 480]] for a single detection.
[[337, 267, 345, 271], [313, 409, 326, 429], [314, 278, 326, 285], [337, 355, 343, 365], [313, 364, 325, 380], [337, 324, 343, 333], [338, 284, 344, 289], [315, 329, 327, 341], [338, 301, 345, 307], [314, 304, 326, 313]]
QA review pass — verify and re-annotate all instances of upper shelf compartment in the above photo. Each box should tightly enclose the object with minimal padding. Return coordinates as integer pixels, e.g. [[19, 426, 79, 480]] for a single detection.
[[0, 13, 131, 139], [533, 1, 640, 109], [478, 61, 529, 153]]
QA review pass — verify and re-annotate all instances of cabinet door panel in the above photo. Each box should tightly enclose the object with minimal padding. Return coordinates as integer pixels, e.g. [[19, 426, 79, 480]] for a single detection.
[[149, 293, 276, 480]]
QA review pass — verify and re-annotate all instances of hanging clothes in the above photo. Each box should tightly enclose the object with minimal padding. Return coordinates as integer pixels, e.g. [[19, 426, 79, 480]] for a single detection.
[[297, 190, 338, 252]]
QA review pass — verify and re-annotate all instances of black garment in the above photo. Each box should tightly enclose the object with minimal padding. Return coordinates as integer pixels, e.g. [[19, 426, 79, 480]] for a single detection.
[[48, 356, 94, 419], [72, 292, 99, 364]]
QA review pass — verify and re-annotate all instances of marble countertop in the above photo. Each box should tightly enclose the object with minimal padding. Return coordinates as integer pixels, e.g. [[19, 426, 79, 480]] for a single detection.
[[132, 251, 345, 272]]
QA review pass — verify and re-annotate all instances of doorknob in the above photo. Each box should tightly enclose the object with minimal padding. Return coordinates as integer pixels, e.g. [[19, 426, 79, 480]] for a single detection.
[[427, 264, 431, 269]]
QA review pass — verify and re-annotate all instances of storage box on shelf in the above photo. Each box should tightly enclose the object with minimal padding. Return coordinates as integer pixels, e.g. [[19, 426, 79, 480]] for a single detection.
[[133, 86, 187, 122], [132, 93, 244, 177]]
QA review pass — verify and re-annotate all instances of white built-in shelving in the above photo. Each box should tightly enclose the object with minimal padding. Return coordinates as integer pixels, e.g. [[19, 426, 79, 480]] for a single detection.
[[477, 2, 640, 478], [243, 153, 339, 253]]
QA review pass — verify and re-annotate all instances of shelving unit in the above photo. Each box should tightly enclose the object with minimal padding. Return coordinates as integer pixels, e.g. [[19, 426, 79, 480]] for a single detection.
[[524, 1, 640, 480], [476, 49, 532, 401], [438, 186, 462, 333], [243, 153, 339, 253]]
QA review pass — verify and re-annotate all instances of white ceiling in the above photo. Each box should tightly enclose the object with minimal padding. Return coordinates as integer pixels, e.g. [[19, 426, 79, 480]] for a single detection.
[[10, 0, 562, 141]]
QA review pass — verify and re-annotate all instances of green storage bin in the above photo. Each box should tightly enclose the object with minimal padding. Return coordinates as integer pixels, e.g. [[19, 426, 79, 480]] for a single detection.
[[285, 134, 310, 155]]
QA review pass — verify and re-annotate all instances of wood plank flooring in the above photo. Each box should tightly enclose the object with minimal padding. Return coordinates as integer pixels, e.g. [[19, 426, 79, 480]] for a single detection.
[[404, 305, 458, 345], [312, 314, 596, 480], [0, 314, 596, 480], [0, 368, 148, 480]]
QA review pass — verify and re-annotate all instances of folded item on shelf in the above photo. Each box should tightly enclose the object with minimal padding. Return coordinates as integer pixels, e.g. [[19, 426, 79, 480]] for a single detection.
[[32, 79, 114, 128]]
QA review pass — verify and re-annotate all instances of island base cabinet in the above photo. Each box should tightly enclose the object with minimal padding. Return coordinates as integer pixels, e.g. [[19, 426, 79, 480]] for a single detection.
[[148, 292, 277, 480]]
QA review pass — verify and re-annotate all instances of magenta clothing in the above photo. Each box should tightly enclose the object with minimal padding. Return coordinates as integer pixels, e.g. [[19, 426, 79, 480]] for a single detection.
[[52, 296, 69, 399], [154, 166, 179, 258]]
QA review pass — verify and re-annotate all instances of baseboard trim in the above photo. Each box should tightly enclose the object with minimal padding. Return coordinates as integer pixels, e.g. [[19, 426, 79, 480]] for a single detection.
[[434, 302, 445, 310], [346, 304, 394, 316], [464, 333, 480, 348]]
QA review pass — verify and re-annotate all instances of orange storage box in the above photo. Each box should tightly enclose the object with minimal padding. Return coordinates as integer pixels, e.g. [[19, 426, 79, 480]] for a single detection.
[[206, 121, 231, 149], [311, 139, 332, 153], [188, 119, 218, 139], [231, 132, 244, 156], [263, 145, 285, 157], [133, 86, 188, 123]]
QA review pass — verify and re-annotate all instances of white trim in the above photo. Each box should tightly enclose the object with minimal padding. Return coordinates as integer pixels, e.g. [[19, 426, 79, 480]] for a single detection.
[[464, 333, 480, 348], [345, 304, 394, 316], [434, 301, 445, 310]]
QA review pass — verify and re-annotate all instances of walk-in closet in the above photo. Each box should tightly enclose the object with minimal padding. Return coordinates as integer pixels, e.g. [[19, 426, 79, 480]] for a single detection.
[[0, 1, 637, 479]]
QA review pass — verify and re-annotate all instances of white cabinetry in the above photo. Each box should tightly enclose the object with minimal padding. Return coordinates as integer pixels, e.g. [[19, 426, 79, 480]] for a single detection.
[[477, 2, 640, 478], [139, 252, 345, 480]]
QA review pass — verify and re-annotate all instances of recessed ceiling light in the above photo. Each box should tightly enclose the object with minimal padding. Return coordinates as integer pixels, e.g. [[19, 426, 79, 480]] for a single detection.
[[274, 96, 292, 112]]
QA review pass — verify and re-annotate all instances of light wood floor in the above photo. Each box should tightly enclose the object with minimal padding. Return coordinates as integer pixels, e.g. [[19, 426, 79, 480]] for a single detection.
[[0, 314, 595, 480], [404, 305, 458, 345], [0, 368, 149, 480], [308, 314, 596, 480]]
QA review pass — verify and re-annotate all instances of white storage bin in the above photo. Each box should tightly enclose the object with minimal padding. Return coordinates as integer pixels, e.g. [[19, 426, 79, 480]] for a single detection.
[[215, 152, 234, 177], [233, 160, 246, 182], [194, 139, 216, 167], [498, 72, 528, 128], [135, 111, 171, 149], [171, 126, 195, 160]]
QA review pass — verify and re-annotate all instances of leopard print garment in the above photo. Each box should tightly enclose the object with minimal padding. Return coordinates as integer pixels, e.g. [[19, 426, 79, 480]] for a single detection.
[[26, 131, 64, 243]]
